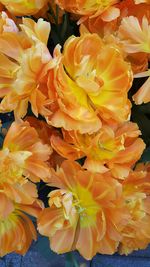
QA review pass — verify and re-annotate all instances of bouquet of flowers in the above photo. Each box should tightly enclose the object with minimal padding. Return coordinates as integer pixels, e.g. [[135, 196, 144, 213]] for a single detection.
[[0, 0, 150, 265]]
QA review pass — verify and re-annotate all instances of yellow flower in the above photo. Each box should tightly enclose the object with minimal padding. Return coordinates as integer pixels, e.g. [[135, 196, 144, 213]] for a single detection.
[[51, 122, 145, 178], [82, 0, 150, 74], [56, 0, 119, 18], [0, 120, 52, 183], [0, 16, 59, 119], [119, 165, 150, 254], [47, 32, 132, 133], [38, 160, 130, 259], [0, 0, 48, 16]]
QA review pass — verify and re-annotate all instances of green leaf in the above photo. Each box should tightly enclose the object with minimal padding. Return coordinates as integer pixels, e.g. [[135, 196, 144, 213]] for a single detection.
[[61, 13, 69, 43]]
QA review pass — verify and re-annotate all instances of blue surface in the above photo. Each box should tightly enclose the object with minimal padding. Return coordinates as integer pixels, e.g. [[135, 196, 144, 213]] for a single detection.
[[1, 235, 150, 267]]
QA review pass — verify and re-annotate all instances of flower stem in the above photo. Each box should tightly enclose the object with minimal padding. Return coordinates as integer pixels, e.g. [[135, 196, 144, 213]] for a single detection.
[[65, 252, 79, 267]]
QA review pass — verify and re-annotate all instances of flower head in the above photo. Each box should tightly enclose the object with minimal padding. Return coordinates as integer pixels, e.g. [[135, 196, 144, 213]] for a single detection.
[[51, 122, 145, 178], [38, 160, 130, 259], [119, 165, 150, 254], [0, 16, 59, 119], [0, 0, 48, 16], [82, 0, 150, 74], [47, 32, 132, 133], [0, 120, 52, 183], [56, 0, 119, 19]]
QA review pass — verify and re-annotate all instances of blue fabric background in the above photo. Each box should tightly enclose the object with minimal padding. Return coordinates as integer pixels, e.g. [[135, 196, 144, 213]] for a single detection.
[[1, 235, 150, 267]]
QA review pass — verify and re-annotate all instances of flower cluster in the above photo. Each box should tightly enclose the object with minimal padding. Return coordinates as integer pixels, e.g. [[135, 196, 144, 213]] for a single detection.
[[0, 0, 149, 261]]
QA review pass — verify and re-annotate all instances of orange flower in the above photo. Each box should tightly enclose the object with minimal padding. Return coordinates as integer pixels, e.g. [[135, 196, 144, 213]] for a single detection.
[[119, 165, 150, 254], [0, 191, 42, 257], [51, 122, 145, 178], [47, 32, 132, 133], [0, 0, 48, 16], [0, 16, 60, 119], [82, 0, 150, 74], [38, 160, 130, 259], [0, 120, 52, 183], [83, 0, 150, 37], [56, 0, 119, 19]]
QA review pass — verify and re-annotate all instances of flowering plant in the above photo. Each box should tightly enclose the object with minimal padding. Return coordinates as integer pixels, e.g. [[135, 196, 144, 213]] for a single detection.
[[0, 0, 150, 265]]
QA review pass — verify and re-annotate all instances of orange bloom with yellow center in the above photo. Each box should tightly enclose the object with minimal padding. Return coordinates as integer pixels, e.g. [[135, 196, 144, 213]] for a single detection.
[[56, 0, 119, 19], [47, 32, 132, 133], [83, 0, 150, 74], [0, 120, 52, 184], [51, 122, 145, 178], [38, 160, 130, 259], [83, 0, 150, 36], [0, 191, 43, 257], [119, 165, 150, 254], [0, 0, 48, 16], [0, 16, 60, 118]]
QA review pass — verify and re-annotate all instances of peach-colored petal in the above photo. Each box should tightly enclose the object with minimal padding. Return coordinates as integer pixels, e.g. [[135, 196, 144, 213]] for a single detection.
[[118, 16, 150, 53], [101, 7, 120, 22], [21, 17, 50, 45], [2, 181, 38, 204], [133, 76, 150, 104], [0, 192, 14, 219], [0, 193, 37, 257]]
